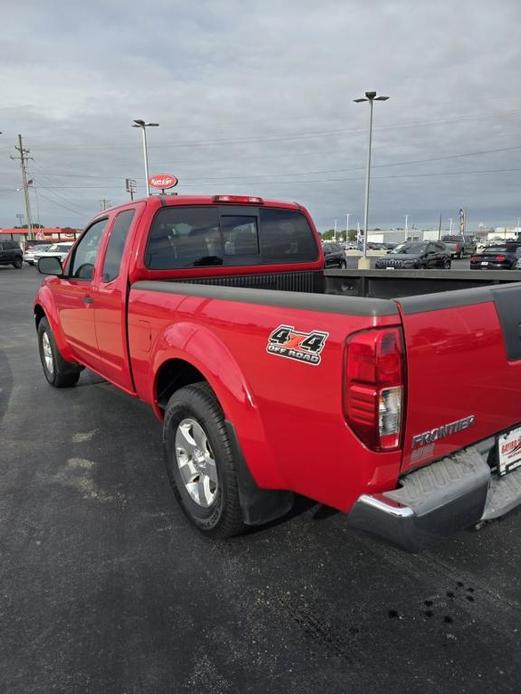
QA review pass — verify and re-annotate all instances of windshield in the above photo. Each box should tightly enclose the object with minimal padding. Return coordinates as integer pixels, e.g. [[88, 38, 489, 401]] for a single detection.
[[389, 242, 427, 255], [442, 235, 463, 242]]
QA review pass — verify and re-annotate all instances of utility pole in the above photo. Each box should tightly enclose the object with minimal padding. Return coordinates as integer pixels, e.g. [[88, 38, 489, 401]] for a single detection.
[[334, 219, 338, 242], [448, 217, 453, 233], [404, 214, 408, 242], [99, 199, 111, 211], [345, 213, 350, 242], [11, 134, 33, 238], [125, 178, 137, 201]]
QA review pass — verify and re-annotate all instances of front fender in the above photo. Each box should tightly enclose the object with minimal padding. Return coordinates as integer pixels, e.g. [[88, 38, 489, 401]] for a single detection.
[[34, 283, 76, 362], [151, 321, 286, 490]]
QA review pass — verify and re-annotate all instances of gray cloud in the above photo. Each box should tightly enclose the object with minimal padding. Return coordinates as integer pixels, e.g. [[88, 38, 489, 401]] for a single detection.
[[1, 0, 521, 230]]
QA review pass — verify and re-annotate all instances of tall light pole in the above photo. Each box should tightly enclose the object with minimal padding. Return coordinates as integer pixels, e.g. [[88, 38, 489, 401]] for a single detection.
[[449, 217, 453, 233], [132, 119, 159, 196], [345, 213, 350, 243], [334, 218, 338, 242], [404, 214, 408, 242], [353, 91, 389, 269]]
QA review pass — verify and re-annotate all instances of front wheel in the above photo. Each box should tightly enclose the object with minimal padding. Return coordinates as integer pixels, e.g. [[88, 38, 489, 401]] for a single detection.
[[37, 318, 81, 387], [443, 258, 451, 269], [339, 259, 347, 268], [163, 383, 245, 538], [13, 257, 23, 269]]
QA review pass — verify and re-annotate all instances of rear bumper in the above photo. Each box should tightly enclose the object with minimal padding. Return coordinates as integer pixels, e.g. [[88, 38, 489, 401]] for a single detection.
[[348, 444, 521, 551]]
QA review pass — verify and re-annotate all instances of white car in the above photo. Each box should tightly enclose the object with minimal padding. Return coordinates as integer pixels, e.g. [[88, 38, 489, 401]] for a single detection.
[[24, 244, 52, 265], [33, 242, 74, 265]]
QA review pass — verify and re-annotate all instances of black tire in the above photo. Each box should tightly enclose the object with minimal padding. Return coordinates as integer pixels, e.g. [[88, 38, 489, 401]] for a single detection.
[[443, 258, 451, 269], [163, 383, 245, 538], [339, 259, 347, 268], [37, 317, 81, 388], [13, 257, 23, 269]]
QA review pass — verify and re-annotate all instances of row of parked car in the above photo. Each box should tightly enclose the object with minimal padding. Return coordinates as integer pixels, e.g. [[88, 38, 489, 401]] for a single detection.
[[323, 237, 521, 271], [0, 241, 74, 270]]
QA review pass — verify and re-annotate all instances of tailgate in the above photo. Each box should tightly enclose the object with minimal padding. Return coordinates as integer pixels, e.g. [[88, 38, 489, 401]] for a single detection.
[[397, 283, 521, 473]]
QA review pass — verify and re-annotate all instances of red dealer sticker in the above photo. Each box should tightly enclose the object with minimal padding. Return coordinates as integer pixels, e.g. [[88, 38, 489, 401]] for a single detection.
[[148, 174, 178, 189], [266, 325, 328, 366]]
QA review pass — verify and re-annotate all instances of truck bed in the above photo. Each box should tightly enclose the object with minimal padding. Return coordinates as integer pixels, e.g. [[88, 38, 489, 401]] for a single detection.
[[129, 272, 521, 508]]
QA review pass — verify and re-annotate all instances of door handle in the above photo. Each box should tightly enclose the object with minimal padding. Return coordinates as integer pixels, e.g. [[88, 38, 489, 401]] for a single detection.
[[83, 296, 94, 305]]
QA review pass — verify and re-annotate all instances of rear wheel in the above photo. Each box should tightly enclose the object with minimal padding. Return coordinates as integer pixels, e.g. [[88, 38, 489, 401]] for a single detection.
[[443, 258, 451, 269], [339, 259, 347, 268], [37, 317, 81, 387], [163, 383, 245, 538], [13, 257, 22, 269]]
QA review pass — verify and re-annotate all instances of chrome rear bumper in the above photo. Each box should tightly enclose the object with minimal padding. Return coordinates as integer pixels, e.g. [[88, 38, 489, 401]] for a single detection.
[[348, 444, 521, 552]]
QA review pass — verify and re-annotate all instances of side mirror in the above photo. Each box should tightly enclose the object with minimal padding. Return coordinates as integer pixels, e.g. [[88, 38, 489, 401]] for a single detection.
[[38, 256, 63, 276]]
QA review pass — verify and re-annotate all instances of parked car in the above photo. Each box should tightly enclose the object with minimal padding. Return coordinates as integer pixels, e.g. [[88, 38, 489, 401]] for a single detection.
[[470, 243, 521, 270], [323, 242, 346, 268], [24, 244, 52, 265], [34, 194, 521, 552], [33, 242, 74, 265], [441, 235, 476, 258], [0, 240, 23, 269], [375, 241, 451, 269]]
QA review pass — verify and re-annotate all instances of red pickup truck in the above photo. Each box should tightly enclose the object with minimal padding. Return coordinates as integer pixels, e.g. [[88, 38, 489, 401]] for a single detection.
[[34, 194, 521, 550]]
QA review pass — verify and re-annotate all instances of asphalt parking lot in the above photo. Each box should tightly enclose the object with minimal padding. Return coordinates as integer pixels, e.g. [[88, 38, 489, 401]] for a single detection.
[[2, 264, 521, 694]]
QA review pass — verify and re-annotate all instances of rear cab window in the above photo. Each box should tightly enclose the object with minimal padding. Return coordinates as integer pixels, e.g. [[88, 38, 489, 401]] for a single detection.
[[145, 205, 318, 269]]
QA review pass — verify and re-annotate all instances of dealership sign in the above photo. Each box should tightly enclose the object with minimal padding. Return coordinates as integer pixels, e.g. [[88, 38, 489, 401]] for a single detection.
[[148, 173, 178, 189]]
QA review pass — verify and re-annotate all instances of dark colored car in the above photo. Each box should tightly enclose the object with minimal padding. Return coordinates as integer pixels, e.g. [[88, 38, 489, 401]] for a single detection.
[[375, 241, 451, 269], [323, 242, 346, 268], [470, 243, 521, 270], [0, 240, 23, 269]]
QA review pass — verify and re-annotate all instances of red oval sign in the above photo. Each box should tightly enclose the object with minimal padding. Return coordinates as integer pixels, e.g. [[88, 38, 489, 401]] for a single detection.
[[148, 173, 178, 189]]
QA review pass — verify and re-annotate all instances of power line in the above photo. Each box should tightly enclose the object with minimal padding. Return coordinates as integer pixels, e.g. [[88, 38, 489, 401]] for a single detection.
[[26, 109, 521, 153], [36, 190, 89, 218], [28, 143, 521, 186], [23, 165, 521, 189]]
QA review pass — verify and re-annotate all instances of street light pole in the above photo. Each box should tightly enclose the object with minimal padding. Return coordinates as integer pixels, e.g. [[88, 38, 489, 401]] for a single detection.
[[404, 214, 408, 242], [353, 91, 389, 269], [345, 213, 350, 242], [132, 119, 159, 196]]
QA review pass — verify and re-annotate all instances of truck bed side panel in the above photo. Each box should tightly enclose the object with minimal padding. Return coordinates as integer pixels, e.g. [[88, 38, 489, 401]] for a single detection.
[[128, 282, 402, 511]]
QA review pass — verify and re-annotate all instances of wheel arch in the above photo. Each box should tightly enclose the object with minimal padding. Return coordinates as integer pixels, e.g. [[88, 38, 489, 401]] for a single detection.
[[150, 321, 287, 491]]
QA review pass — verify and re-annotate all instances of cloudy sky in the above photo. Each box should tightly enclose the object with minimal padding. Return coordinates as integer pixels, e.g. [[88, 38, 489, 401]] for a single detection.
[[1, 0, 521, 231]]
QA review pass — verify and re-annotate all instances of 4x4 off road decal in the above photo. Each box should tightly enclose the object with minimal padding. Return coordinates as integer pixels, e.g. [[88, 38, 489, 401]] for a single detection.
[[266, 325, 329, 365]]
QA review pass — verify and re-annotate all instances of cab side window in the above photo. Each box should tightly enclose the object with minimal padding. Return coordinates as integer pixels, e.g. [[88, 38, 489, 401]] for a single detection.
[[101, 210, 135, 282], [70, 219, 108, 279]]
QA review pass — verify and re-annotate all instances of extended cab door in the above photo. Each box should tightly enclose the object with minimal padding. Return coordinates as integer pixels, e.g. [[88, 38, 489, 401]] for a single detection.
[[90, 208, 137, 392], [53, 218, 108, 367]]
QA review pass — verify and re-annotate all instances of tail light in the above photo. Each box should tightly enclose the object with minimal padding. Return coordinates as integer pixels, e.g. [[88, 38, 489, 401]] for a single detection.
[[495, 255, 506, 262], [470, 256, 480, 262], [344, 327, 404, 450]]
